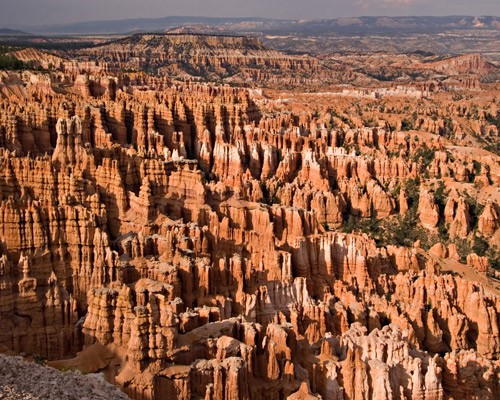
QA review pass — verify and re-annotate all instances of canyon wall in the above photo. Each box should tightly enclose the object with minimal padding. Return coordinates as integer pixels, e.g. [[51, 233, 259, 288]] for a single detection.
[[0, 63, 498, 400]]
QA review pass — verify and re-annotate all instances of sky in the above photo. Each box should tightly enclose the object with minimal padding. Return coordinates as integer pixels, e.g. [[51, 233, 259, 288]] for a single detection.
[[0, 0, 498, 27]]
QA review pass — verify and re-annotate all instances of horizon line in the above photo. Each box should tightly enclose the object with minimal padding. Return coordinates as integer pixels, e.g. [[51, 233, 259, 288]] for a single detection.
[[3, 14, 499, 29]]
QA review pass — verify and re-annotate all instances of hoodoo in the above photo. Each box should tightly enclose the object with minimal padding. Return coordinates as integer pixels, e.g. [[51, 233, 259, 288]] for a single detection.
[[0, 13, 499, 400]]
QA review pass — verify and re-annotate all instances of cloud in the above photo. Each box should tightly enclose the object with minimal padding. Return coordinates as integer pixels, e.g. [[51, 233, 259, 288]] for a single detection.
[[355, 0, 422, 9], [0, 0, 496, 26], [383, 0, 415, 5]]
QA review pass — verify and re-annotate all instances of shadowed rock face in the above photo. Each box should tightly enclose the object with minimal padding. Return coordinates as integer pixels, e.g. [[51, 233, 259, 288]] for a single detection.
[[0, 39, 499, 400]]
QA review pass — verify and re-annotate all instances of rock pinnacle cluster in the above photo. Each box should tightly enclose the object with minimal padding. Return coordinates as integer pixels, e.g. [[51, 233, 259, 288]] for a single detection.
[[0, 33, 498, 399]]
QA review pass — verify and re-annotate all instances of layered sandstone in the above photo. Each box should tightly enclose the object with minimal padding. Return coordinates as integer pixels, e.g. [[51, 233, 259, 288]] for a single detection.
[[0, 44, 498, 400]]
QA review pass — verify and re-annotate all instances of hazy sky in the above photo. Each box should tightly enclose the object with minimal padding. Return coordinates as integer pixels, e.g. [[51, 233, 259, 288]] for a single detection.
[[0, 0, 498, 26]]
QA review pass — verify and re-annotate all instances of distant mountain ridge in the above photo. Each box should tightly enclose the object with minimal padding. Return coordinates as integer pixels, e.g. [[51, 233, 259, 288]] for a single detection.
[[3, 15, 499, 35], [0, 28, 28, 35], [4, 16, 273, 35]]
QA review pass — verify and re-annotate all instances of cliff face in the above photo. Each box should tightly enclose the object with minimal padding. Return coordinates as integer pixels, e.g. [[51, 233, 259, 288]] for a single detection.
[[74, 34, 331, 87], [423, 54, 497, 75], [0, 61, 499, 400]]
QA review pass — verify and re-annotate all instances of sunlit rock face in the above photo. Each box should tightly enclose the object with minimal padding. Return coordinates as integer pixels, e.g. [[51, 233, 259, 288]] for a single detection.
[[0, 36, 499, 400]]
